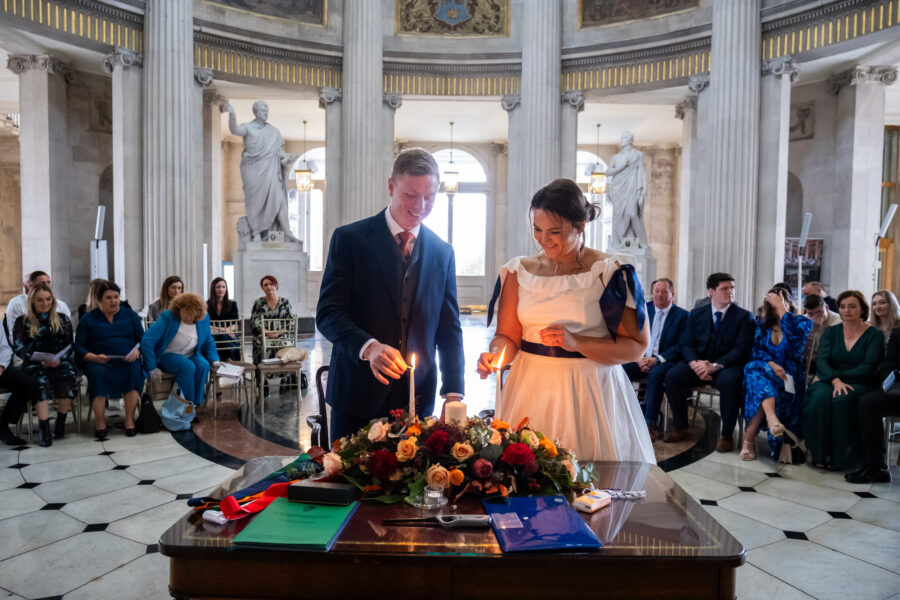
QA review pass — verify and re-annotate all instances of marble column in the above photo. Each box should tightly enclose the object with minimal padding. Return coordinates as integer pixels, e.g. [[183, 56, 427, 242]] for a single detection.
[[502, 94, 530, 259], [319, 87, 342, 251], [492, 142, 509, 275], [342, 1, 383, 224], [7, 54, 74, 302], [829, 65, 898, 295], [703, 0, 761, 308], [193, 68, 214, 292], [143, 0, 200, 298], [675, 95, 697, 301], [756, 56, 799, 302], [203, 85, 226, 284], [383, 93, 402, 187], [683, 74, 711, 304], [103, 48, 144, 306], [560, 90, 584, 180]]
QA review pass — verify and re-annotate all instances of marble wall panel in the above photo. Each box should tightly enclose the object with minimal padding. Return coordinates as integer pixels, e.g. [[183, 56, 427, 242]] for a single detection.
[[201, 0, 325, 24], [0, 137, 22, 303], [579, 0, 700, 29]]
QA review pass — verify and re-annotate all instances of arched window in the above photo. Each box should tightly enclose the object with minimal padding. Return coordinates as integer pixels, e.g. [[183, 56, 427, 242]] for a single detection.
[[288, 147, 326, 271], [576, 150, 612, 253], [425, 148, 488, 276]]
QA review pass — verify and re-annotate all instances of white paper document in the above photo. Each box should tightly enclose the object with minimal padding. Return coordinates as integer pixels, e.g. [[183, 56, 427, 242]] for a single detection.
[[30, 345, 71, 363], [107, 343, 141, 360], [216, 362, 244, 379], [784, 373, 795, 395]]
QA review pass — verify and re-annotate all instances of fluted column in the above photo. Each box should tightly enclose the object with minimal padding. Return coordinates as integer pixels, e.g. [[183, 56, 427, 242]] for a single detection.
[[502, 94, 529, 259], [675, 95, 697, 302], [7, 54, 74, 302], [143, 0, 200, 298], [829, 65, 898, 295], [560, 91, 584, 180], [684, 74, 711, 304], [383, 93, 402, 185], [756, 56, 799, 302], [319, 87, 342, 250], [103, 48, 144, 306], [342, 1, 383, 224], [202, 85, 226, 284], [704, 0, 760, 308]]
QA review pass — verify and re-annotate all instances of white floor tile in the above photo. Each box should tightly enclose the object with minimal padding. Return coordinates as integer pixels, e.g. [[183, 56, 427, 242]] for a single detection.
[[848, 498, 900, 533], [21, 455, 116, 484], [64, 552, 170, 600], [0, 452, 20, 468], [0, 589, 26, 599], [748, 539, 900, 600], [0, 532, 145, 598], [703, 449, 782, 474], [101, 431, 179, 453], [0, 488, 45, 521], [702, 506, 785, 550], [870, 475, 900, 503], [717, 492, 831, 532], [34, 469, 139, 504], [62, 485, 175, 524], [755, 477, 861, 512], [778, 463, 873, 492], [668, 469, 741, 501], [106, 499, 191, 545], [19, 439, 103, 465], [806, 518, 900, 574], [682, 459, 770, 488], [111, 442, 189, 466], [0, 468, 22, 492], [152, 463, 233, 495], [0, 510, 84, 561], [125, 453, 218, 481], [735, 563, 814, 600]]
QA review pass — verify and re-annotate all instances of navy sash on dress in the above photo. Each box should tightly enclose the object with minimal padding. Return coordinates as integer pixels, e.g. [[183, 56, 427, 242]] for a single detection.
[[599, 264, 646, 341], [486, 275, 502, 327], [520, 340, 586, 359]]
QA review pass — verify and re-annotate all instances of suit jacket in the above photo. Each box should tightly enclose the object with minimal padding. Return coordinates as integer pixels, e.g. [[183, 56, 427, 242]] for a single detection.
[[141, 310, 219, 373], [646, 302, 689, 363], [316, 212, 465, 420], [880, 326, 900, 381], [680, 303, 755, 368]]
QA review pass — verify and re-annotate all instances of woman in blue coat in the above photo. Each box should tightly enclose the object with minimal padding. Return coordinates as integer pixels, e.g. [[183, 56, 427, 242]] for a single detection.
[[142, 293, 220, 408]]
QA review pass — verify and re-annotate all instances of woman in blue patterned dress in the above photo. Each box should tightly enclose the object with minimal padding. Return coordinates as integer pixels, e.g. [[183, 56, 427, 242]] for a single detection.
[[12, 283, 78, 447], [741, 288, 812, 461]]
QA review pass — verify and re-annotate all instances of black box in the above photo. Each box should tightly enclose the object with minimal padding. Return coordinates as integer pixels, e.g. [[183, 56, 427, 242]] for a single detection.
[[288, 480, 357, 505]]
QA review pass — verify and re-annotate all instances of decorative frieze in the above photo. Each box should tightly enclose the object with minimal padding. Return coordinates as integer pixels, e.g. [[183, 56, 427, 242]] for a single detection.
[[829, 65, 898, 94], [6, 54, 75, 83], [102, 48, 143, 73]]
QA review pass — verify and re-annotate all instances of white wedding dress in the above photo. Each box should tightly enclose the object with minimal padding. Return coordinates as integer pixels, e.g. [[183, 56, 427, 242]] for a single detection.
[[496, 256, 656, 464]]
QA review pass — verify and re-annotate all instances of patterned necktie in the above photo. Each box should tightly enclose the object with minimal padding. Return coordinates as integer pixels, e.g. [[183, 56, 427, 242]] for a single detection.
[[398, 231, 414, 258], [713, 311, 723, 331]]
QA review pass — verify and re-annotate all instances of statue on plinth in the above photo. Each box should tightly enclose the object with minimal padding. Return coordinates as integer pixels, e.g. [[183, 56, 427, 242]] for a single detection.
[[607, 131, 648, 249], [225, 100, 299, 243]]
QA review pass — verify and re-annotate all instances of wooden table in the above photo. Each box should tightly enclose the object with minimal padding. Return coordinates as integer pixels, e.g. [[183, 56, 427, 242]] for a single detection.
[[160, 461, 744, 599]]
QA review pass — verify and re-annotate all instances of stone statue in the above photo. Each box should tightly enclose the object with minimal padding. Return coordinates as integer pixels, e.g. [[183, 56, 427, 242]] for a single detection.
[[606, 131, 649, 249], [225, 100, 299, 242]]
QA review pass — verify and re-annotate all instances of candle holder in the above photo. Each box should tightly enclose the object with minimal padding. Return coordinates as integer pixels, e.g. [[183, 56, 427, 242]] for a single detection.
[[408, 484, 449, 510]]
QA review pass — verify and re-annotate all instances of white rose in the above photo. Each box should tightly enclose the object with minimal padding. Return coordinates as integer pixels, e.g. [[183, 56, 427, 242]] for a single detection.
[[520, 430, 541, 448], [323, 452, 343, 476], [367, 421, 389, 443]]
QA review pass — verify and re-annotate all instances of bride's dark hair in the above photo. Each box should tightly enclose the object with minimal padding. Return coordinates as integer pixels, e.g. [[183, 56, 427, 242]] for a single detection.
[[530, 178, 600, 227]]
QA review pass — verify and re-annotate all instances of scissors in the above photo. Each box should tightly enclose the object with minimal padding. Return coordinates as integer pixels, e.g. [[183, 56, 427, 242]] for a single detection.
[[383, 514, 493, 528]]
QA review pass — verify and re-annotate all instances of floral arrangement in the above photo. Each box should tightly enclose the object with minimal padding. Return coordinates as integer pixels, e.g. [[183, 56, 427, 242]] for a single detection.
[[319, 410, 595, 504]]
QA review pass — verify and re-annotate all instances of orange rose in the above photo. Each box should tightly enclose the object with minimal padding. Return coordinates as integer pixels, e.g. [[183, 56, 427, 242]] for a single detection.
[[426, 464, 451, 489], [451, 442, 475, 462], [489, 429, 503, 445], [396, 438, 418, 463], [540, 438, 558, 458], [323, 452, 344, 476], [491, 419, 511, 431], [449, 469, 465, 486]]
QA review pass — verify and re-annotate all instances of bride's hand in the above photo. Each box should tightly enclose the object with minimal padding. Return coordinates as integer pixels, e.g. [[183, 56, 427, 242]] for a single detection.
[[539, 326, 577, 352], [477, 352, 498, 379]]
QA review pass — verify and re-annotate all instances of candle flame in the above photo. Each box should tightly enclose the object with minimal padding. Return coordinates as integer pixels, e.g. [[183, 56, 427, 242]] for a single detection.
[[494, 347, 506, 370], [410, 353, 416, 370]]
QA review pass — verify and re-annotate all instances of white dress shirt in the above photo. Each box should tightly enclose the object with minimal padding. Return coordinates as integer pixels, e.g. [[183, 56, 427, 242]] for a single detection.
[[645, 303, 672, 358]]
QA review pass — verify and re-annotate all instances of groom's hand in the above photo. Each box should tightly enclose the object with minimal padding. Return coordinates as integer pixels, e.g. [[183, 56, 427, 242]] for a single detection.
[[363, 342, 409, 385]]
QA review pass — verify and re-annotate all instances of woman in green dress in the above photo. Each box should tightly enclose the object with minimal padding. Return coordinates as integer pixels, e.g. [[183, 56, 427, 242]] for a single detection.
[[804, 290, 884, 470]]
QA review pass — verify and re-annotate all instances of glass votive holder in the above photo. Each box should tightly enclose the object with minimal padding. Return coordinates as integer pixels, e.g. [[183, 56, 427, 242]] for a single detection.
[[424, 484, 445, 508]]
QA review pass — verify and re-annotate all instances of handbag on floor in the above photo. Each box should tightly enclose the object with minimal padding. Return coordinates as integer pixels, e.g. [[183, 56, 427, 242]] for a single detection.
[[778, 427, 808, 465], [135, 394, 163, 434], [160, 385, 195, 432]]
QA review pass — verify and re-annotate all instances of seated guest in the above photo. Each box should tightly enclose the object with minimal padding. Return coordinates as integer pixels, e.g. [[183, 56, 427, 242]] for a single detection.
[[664, 273, 755, 450], [250, 275, 293, 365], [802, 281, 838, 312], [5, 271, 71, 338], [75, 282, 144, 440], [12, 284, 78, 447], [142, 293, 220, 411], [622, 278, 688, 441], [147, 275, 184, 322], [869, 290, 900, 349], [206, 277, 240, 361], [846, 326, 899, 483], [0, 329, 37, 445], [77, 278, 132, 322], [741, 288, 812, 461], [804, 290, 884, 470], [802, 294, 841, 383]]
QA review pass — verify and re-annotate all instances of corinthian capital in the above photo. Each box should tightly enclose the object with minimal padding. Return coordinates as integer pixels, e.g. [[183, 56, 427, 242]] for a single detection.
[[762, 55, 799, 83], [688, 74, 709, 94], [383, 92, 402, 111], [501, 94, 521, 112], [7, 54, 75, 83], [318, 87, 342, 108], [102, 48, 143, 73], [674, 96, 697, 120], [561, 90, 585, 111], [829, 65, 898, 95], [194, 67, 214, 87]]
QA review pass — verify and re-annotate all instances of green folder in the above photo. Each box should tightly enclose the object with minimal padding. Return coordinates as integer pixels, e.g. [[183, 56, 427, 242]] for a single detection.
[[232, 497, 359, 552]]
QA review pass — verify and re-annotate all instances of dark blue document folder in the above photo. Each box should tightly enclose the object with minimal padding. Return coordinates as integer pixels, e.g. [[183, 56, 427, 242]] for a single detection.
[[483, 495, 602, 552]]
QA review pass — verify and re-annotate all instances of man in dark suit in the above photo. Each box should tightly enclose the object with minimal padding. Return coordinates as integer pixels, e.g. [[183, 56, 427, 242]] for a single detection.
[[622, 278, 688, 441], [316, 149, 465, 443], [802, 281, 838, 313], [663, 273, 755, 451]]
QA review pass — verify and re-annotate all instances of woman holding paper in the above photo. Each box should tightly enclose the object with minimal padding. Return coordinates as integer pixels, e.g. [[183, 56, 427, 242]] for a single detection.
[[12, 283, 78, 447], [75, 281, 145, 440], [740, 288, 812, 462]]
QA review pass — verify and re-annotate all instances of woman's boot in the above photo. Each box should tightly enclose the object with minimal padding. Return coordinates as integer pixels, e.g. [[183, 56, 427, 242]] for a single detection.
[[53, 412, 68, 439], [38, 419, 52, 447]]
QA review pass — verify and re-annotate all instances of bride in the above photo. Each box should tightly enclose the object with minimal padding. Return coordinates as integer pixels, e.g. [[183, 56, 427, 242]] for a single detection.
[[478, 179, 656, 463]]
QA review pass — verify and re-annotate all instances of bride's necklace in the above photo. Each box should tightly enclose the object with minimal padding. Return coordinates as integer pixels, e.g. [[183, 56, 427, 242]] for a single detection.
[[551, 256, 582, 275]]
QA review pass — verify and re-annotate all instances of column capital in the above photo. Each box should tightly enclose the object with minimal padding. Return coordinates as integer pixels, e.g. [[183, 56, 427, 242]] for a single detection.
[[501, 94, 521, 112], [675, 96, 697, 120], [383, 92, 402, 111], [318, 86, 342, 108], [829, 65, 898, 95], [762, 55, 799, 83], [102, 48, 143, 73], [194, 67, 214, 87], [561, 90, 584, 112], [687, 74, 709, 94], [203, 89, 228, 111], [7, 54, 75, 83], [492, 142, 508, 155]]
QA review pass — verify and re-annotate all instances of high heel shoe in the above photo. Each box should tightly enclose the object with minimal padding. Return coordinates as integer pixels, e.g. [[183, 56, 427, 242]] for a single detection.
[[740, 440, 756, 461], [768, 420, 785, 438], [94, 428, 108, 441]]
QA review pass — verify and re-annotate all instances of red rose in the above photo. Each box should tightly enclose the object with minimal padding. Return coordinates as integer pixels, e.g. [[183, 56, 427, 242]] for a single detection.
[[371, 449, 398, 482], [473, 458, 493, 480], [424, 430, 449, 454], [501, 443, 535, 466]]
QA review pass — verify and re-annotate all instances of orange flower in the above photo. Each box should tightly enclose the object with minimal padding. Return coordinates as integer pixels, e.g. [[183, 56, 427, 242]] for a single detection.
[[407, 424, 422, 437], [514, 417, 530, 432], [449, 469, 465, 486], [498, 484, 509, 497], [396, 438, 418, 463], [491, 419, 511, 431], [540, 438, 558, 458], [364, 484, 382, 492]]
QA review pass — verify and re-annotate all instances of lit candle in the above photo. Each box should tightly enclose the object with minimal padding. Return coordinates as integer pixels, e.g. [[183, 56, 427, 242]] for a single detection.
[[408, 353, 416, 422], [493, 347, 506, 411], [444, 400, 467, 427]]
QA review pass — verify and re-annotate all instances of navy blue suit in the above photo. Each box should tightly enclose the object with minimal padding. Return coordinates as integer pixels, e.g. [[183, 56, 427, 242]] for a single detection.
[[623, 302, 688, 426], [664, 303, 755, 436], [316, 212, 465, 443]]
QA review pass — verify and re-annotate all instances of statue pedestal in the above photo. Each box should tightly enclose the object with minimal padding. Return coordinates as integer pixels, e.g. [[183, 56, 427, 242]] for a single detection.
[[609, 240, 656, 302], [234, 240, 310, 319]]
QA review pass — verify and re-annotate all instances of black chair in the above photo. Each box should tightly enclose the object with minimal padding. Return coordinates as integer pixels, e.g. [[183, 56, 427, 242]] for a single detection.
[[306, 366, 329, 449]]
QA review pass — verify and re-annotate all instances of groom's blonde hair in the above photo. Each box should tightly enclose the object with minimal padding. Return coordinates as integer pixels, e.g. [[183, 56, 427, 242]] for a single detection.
[[391, 148, 439, 181]]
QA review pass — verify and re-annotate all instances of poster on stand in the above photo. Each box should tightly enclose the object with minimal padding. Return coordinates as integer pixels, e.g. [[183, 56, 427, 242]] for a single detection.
[[784, 238, 824, 299]]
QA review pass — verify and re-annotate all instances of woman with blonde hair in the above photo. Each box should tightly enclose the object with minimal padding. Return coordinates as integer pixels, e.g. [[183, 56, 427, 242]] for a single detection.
[[147, 275, 184, 322], [12, 283, 78, 446], [869, 290, 900, 348]]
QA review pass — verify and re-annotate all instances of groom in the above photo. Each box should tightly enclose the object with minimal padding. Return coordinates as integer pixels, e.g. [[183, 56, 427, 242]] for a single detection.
[[316, 149, 465, 443]]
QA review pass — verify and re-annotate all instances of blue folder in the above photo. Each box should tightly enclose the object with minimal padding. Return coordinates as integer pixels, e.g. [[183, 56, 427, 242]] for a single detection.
[[483, 495, 602, 552]]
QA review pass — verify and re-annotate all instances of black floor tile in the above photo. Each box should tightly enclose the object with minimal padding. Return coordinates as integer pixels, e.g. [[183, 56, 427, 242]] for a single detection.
[[700, 499, 718, 506], [113, 465, 130, 470], [764, 472, 782, 478], [827, 511, 852, 519], [9, 463, 29, 469], [146, 544, 159, 554], [854, 491, 877, 498], [99, 450, 116, 456], [783, 530, 808, 540], [41, 503, 65, 510], [738, 486, 757, 492], [17, 482, 39, 489], [83, 523, 108, 532], [138, 480, 154, 485], [176, 493, 192, 500]]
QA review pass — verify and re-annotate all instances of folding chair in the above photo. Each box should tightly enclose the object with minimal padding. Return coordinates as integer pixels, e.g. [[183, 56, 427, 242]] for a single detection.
[[207, 317, 256, 418], [256, 317, 303, 423], [885, 416, 900, 466], [306, 366, 329, 449]]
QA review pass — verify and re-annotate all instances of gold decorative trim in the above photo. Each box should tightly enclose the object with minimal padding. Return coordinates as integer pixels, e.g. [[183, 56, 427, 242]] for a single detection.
[[0, 0, 142, 51], [193, 42, 342, 88], [382, 72, 520, 96], [562, 49, 710, 92]]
